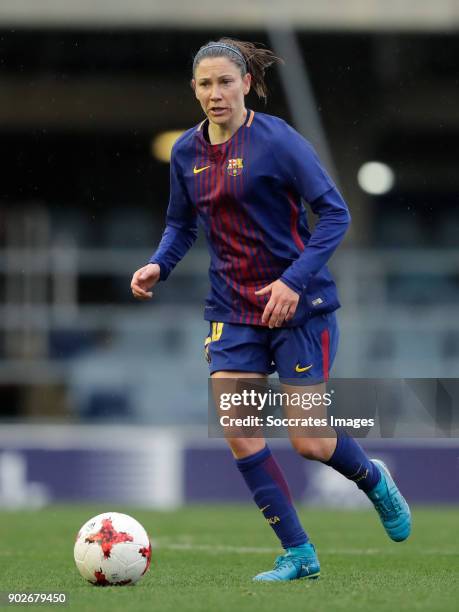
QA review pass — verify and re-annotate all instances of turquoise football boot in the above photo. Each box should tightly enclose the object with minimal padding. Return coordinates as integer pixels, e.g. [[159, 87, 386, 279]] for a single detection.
[[253, 543, 320, 582], [367, 459, 411, 542]]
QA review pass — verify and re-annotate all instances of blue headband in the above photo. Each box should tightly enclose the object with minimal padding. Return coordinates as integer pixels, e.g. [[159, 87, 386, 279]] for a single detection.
[[193, 43, 247, 72]]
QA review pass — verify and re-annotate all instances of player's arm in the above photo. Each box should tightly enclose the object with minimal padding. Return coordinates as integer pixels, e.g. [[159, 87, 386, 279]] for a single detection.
[[131, 148, 198, 301], [280, 186, 350, 296], [278, 124, 350, 292], [256, 125, 350, 326]]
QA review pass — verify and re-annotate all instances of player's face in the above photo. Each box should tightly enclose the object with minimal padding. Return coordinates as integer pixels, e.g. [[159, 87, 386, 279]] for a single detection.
[[192, 57, 251, 128]]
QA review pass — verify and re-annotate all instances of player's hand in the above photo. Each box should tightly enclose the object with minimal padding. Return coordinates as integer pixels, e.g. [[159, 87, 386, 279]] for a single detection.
[[255, 279, 300, 328], [130, 263, 161, 300]]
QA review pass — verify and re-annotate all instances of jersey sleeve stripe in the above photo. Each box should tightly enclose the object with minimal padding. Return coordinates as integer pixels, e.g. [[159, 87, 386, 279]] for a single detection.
[[287, 191, 305, 252]]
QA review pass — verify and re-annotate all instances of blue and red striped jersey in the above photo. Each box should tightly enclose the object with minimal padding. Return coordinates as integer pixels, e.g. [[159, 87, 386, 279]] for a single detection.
[[150, 110, 351, 327]]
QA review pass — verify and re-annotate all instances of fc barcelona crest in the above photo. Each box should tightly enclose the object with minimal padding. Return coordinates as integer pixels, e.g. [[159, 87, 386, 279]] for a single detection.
[[227, 158, 244, 176]]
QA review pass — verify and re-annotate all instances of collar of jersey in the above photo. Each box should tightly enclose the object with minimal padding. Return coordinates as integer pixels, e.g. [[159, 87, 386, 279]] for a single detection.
[[196, 109, 254, 149]]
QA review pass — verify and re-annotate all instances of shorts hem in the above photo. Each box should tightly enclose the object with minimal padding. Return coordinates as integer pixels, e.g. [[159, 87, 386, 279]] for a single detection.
[[278, 377, 326, 386], [209, 366, 273, 376]]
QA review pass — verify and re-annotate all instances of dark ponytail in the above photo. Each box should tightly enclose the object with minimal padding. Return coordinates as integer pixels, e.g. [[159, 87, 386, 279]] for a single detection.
[[193, 37, 283, 101]]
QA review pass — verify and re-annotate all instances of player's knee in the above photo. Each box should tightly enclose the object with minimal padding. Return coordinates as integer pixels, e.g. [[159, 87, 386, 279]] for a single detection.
[[290, 437, 326, 460], [225, 437, 265, 460]]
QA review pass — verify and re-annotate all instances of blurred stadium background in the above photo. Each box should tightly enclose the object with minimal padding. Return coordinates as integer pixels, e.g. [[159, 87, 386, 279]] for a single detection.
[[0, 1, 458, 510]]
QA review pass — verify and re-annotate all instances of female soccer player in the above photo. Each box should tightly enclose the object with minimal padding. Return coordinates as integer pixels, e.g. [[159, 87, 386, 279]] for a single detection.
[[131, 38, 411, 582]]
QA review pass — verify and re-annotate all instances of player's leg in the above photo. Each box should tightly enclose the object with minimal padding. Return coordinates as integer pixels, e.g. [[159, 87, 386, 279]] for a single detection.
[[281, 379, 381, 489], [207, 323, 319, 581], [212, 371, 319, 582], [274, 312, 411, 542]]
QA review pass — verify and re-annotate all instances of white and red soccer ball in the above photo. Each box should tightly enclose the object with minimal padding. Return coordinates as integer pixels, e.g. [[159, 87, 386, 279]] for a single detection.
[[74, 512, 152, 586]]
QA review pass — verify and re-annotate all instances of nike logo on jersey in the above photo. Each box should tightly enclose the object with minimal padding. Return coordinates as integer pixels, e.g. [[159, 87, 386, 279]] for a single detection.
[[260, 504, 270, 513], [193, 165, 211, 174], [295, 363, 313, 373]]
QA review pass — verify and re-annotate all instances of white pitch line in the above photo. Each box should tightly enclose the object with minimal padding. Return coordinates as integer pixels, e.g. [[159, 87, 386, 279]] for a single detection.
[[153, 541, 458, 556]]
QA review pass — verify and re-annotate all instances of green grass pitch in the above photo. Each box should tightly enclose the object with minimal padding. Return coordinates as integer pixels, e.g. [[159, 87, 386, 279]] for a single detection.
[[1, 506, 458, 612]]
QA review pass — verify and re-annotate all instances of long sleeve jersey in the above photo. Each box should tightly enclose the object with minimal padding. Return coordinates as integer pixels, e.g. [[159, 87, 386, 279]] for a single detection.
[[150, 110, 351, 327]]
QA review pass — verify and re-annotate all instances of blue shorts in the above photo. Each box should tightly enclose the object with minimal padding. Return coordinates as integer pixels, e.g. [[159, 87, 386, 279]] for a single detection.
[[204, 312, 339, 384]]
